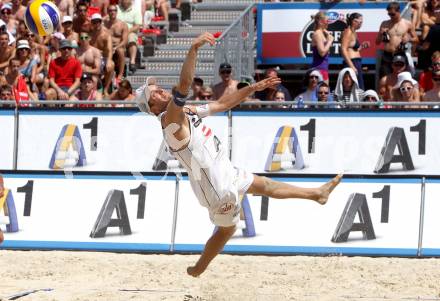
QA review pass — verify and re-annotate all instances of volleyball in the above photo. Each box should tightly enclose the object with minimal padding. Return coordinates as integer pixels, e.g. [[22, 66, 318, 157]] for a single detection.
[[24, 0, 60, 36]]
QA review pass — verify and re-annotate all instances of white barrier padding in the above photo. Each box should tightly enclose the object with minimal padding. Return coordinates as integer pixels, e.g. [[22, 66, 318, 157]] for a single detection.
[[0, 112, 15, 169]]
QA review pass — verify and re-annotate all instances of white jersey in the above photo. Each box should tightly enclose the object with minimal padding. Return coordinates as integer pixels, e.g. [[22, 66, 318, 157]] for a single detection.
[[161, 107, 253, 227]]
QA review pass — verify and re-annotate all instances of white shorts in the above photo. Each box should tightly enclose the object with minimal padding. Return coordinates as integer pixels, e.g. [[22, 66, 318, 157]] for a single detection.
[[209, 168, 254, 227]]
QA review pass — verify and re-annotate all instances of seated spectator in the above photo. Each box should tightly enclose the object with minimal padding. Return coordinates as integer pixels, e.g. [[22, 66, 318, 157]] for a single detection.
[[69, 73, 102, 107], [48, 32, 65, 62], [212, 63, 238, 100], [155, 0, 170, 21], [73, 2, 92, 34], [5, 58, 37, 106], [62, 16, 79, 44], [90, 13, 115, 96], [272, 90, 289, 109], [255, 68, 292, 101], [421, 0, 439, 40], [419, 51, 440, 94], [103, 5, 129, 84], [0, 31, 15, 73], [198, 86, 214, 101], [379, 53, 408, 101], [293, 69, 322, 103], [15, 20, 28, 40], [316, 82, 336, 108], [143, 0, 155, 28], [16, 40, 37, 84], [422, 70, 440, 102], [109, 79, 135, 107], [237, 81, 260, 109], [362, 90, 382, 109], [334, 67, 364, 103], [190, 77, 203, 100], [1, 4, 17, 37], [77, 31, 101, 81], [0, 84, 14, 104], [0, 19, 15, 46], [46, 39, 82, 101], [391, 71, 421, 105], [117, 0, 142, 74]]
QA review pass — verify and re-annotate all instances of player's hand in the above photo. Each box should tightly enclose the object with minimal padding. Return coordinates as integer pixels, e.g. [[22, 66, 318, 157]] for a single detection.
[[192, 32, 216, 50], [187, 265, 205, 277], [252, 77, 282, 92]]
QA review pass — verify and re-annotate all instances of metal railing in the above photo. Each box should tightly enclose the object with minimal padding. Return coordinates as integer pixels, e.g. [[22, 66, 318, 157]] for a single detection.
[[213, 4, 256, 84]]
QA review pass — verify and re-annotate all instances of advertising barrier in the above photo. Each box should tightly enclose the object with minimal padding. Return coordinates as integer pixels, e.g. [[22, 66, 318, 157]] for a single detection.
[[232, 111, 440, 176], [0, 174, 176, 251], [256, 2, 405, 65], [0, 110, 15, 170], [421, 179, 440, 256], [16, 110, 229, 172], [174, 177, 421, 256]]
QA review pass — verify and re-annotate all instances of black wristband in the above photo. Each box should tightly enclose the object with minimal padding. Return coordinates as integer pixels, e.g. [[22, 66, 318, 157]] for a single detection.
[[172, 90, 188, 107]]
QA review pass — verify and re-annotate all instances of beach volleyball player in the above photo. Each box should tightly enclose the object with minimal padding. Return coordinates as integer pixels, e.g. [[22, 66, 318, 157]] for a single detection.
[[135, 32, 342, 277]]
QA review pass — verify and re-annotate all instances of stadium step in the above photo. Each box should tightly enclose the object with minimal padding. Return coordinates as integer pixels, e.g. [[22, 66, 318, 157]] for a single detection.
[[145, 49, 215, 62], [190, 11, 242, 21], [193, 3, 252, 11], [170, 26, 226, 37], [127, 75, 214, 90]]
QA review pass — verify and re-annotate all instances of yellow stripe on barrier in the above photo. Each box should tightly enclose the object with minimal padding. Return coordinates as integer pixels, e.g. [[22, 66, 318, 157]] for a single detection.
[[270, 126, 292, 170], [0, 189, 9, 213]]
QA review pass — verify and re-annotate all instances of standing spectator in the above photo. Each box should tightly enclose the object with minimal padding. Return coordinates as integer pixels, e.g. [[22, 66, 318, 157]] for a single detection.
[[104, 5, 129, 84], [255, 68, 292, 101], [379, 53, 408, 101], [293, 69, 322, 103], [55, 0, 75, 19], [46, 39, 82, 101], [90, 13, 114, 96], [341, 13, 369, 90], [5, 58, 37, 105], [311, 12, 333, 82], [73, 2, 92, 34], [421, 19, 440, 62], [0, 31, 15, 73], [69, 73, 102, 107], [392, 71, 421, 104], [62, 16, 79, 43], [419, 52, 440, 94], [423, 70, 440, 102], [77, 31, 102, 81], [190, 77, 203, 100], [117, 0, 142, 74], [212, 63, 238, 100], [27, 31, 48, 92], [376, 2, 418, 78], [334, 67, 364, 103], [109, 79, 135, 106]]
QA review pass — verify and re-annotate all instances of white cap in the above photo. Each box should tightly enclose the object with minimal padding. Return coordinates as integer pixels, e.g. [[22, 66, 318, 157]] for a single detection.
[[51, 32, 66, 40], [1, 3, 12, 11], [91, 13, 102, 21], [62, 15, 73, 23], [309, 69, 323, 82], [393, 71, 418, 89], [16, 39, 31, 50], [135, 77, 157, 115], [362, 90, 380, 101]]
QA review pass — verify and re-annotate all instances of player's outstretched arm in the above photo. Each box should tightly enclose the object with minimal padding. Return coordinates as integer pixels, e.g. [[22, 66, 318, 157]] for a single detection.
[[163, 32, 215, 127], [207, 77, 281, 115], [187, 225, 236, 277]]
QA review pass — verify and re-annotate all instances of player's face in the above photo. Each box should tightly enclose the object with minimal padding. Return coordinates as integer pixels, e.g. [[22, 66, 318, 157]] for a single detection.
[[148, 85, 171, 115]]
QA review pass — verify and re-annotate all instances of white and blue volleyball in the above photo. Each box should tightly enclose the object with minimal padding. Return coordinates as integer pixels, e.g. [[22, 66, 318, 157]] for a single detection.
[[24, 0, 60, 36]]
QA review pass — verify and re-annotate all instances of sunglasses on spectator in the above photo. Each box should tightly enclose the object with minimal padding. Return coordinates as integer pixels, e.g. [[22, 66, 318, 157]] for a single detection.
[[1, 10, 11, 15], [80, 35, 89, 40], [108, 9, 117, 12], [63, 21, 73, 25], [318, 91, 329, 95], [78, 8, 87, 12], [26, 33, 34, 37], [433, 62, 440, 67], [400, 86, 413, 92], [433, 77, 440, 82], [61, 47, 73, 50], [310, 75, 320, 80], [220, 69, 231, 75], [1, 92, 12, 96], [200, 94, 212, 99], [387, 11, 397, 17], [393, 62, 405, 67]]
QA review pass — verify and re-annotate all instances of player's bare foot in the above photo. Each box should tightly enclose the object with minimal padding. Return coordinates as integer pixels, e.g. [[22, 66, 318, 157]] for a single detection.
[[187, 265, 205, 277], [315, 174, 343, 205]]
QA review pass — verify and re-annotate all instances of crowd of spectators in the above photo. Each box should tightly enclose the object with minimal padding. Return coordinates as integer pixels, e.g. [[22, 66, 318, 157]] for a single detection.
[[0, 0, 439, 109]]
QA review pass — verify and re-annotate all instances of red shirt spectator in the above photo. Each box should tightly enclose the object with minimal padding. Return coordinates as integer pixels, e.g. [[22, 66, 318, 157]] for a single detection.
[[419, 71, 433, 93], [48, 51, 82, 88]]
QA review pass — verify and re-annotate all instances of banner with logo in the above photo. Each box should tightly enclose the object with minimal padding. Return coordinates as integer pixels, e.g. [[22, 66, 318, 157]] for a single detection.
[[0, 110, 15, 170], [420, 180, 440, 256], [16, 110, 229, 172], [174, 178, 421, 255], [0, 174, 176, 251], [257, 2, 406, 65], [232, 111, 440, 176]]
